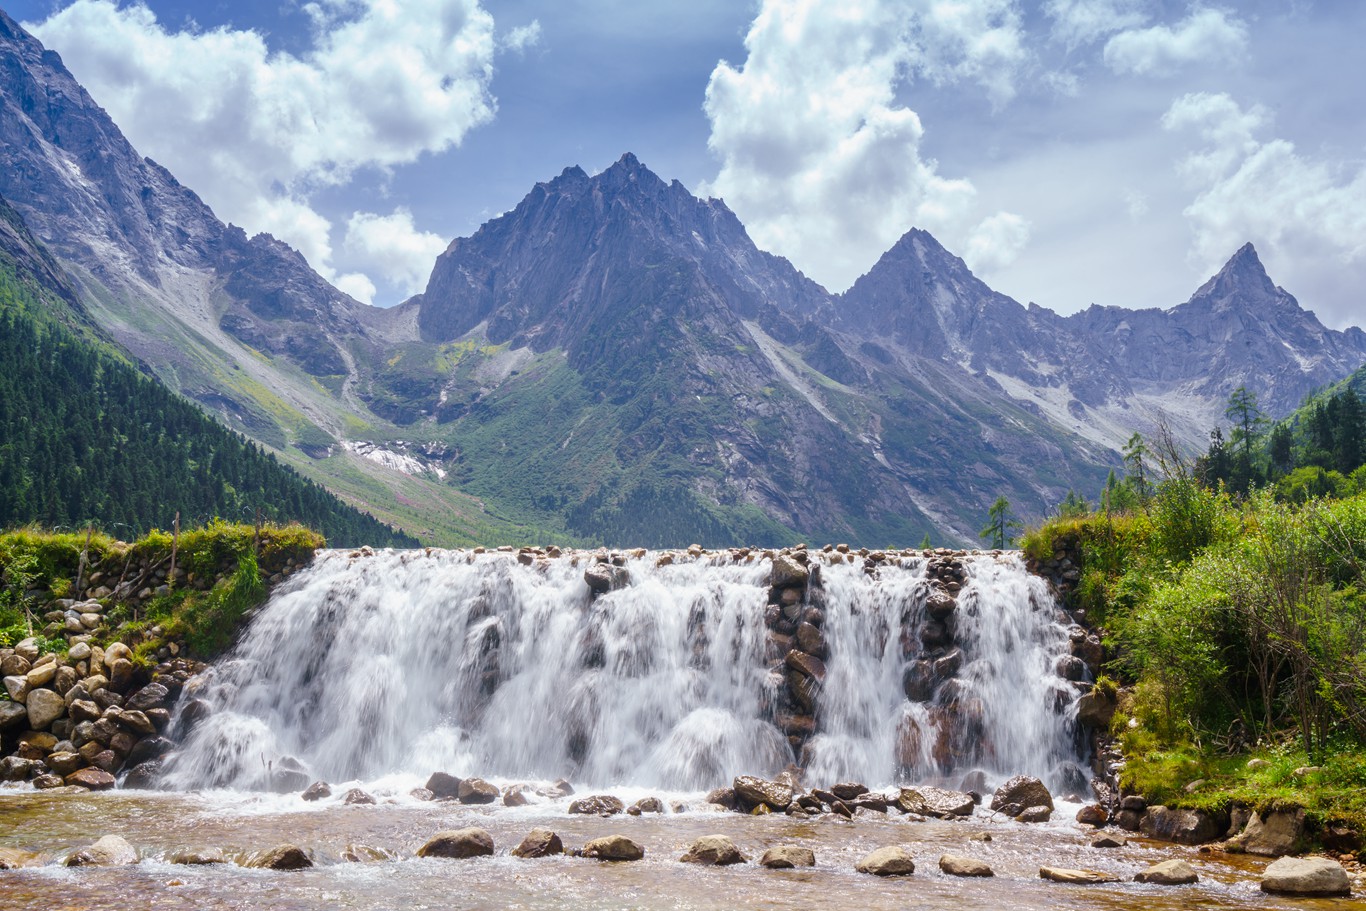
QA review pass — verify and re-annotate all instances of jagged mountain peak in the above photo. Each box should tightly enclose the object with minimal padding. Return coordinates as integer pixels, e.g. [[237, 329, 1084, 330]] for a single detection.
[[1189, 241, 1280, 306]]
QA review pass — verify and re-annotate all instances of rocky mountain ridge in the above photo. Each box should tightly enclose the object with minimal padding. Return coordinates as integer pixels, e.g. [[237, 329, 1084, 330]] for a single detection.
[[1, 10, 1363, 545]]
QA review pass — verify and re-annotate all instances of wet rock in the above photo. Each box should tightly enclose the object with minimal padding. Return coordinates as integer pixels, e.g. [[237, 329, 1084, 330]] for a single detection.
[[1260, 856, 1351, 896], [897, 787, 975, 818], [409, 788, 435, 801], [856, 846, 916, 876], [582, 835, 644, 861], [122, 759, 163, 790], [113, 708, 156, 736], [65, 835, 139, 866], [511, 828, 564, 858], [680, 835, 747, 866], [46, 750, 84, 775], [343, 788, 376, 805], [1076, 804, 1108, 827], [1016, 805, 1052, 823], [168, 849, 227, 865], [32, 773, 65, 789], [1055, 655, 1086, 681], [342, 844, 397, 863], [1116, 809, 1143, 831], [829, 782, 867, 801], [628, 796, 664, 815], [1118, 794, 1147, 812], [417, 828, 495, 859], [549, 778, 575, 796], [926, 590, 956, 620], [425, 771, 462, 799], [760, 845, 816, 868], [784, 649, 826, 681], [939, 853, 994, 877], [1040, 866, 1121, 884], [734, 775, 795, 811], [795, 622, 826, 659], [0, 847, 43, 869], [569, 794, 625, 816], [502, 785, 530, 807], [771, 554, 809, 588], [122, 736, 171, 768], [705, 787, 737, 810], [25, 687, 65, 730], [852, 794, 889, 813], [458, 777, 499, 804], [990, 776, 1054, 816], [1229, 807, 1306, 857], [247, 844, 313, 870], [584, 563, 630, 594], [1135, 859, 1198, 885], [902, 660, 935, 702], [1091, 834, 1127, 849], [1140, 806, 1227, 845], [65, 767, 115, 790], [1076, 689, 1117, 728]]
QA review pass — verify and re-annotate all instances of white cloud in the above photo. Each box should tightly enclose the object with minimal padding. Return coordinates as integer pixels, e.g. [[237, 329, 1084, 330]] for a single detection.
[[342, 209, 449, 298], [1162, 91, 1366, 282], [964, 212, 1031, 273], [1104, 7, 1248, 76], [27, 0, 498, 291], [502, 20, 542, 53], [334, 272, 379, 306], [703, 0, 1031, 292], [1044, 0, 1148, 49]]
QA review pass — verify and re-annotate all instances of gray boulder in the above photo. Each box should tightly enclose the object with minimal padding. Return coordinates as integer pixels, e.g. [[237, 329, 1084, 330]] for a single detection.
[[939, 853, 993, 877], [65, 835, 138, 867], [759, 845, 815, 868], [679, 835, 746, 866], [855, 846, 916, 876], [1135, 859, 1198, 885], [417, 828, 495, 859], [1260, 856, 1351, 896]]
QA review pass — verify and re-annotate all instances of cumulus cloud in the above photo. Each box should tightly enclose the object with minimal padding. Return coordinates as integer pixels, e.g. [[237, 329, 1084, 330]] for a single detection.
[[703, 0, 1031, 292], [28, 0, 499, 292], [1044, 0, 1148, 49], [1104, 7, 1248, 75], [964, 212, 1032, 273], [342, 209, 449, 300], [1162, 91, 1366, 289], [502, 20, 542, 53]]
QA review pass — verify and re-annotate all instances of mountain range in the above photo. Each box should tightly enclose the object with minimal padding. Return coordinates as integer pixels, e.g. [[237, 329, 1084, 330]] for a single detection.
[[2, 8, 1363, 546]]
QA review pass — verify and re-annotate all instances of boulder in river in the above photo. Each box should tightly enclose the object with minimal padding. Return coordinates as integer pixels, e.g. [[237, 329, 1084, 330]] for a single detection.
[[458, 777, 499, 804], [424, 771, 462, 799], [1016, 805, 1052, 823], [417, 828, 495, 859], [1075, 804, 1108, 827], [1134, 859, 1198, 885], [733, 775, 795, 811], [64, 767, 115, 790], [1139, 806, 1226, 845], [511, 828, 564, 858], [301, 781, 331, 802], [628, 796, 665, 815], [759, 845, 816, 868], [582, 835, 644, 861], [65, 835, 139, 867], [1040, 866, 1121, 884], [168, 849, 227, 865], [343, 788, 376, 805], [247, 844, 313, 870], [569, 794, 625, 816], [679, 835, 746, 866], [939, 854, 994, 877], [584, 563, 630, 594], [897, 786, 974, 818], [990, 776, 1053, 816], [1260, 856, 1352, 897], [855, 846, 916, 876]]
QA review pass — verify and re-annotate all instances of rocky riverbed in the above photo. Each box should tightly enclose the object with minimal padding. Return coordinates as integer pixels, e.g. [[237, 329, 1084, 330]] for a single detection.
[[1, 775, 1360, 911]]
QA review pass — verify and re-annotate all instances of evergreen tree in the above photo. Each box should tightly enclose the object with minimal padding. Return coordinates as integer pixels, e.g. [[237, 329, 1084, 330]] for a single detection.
[[979, 496, 1020, 549]]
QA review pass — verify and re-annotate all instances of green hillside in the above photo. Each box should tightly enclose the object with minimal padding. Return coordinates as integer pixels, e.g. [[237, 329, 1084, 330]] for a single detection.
[[0, 259, 417, 547]]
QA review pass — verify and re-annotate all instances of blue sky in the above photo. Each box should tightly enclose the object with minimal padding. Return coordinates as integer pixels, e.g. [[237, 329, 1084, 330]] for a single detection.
[[8, 1, 1366, 330]]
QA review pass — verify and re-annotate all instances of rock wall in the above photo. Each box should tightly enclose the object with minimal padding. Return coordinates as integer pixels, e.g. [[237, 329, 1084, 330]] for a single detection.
[[0, 546, 312, 790]]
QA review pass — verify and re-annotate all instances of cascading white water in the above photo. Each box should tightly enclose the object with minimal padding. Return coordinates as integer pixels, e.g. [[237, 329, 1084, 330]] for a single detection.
[[162, 549, 1086, 793]]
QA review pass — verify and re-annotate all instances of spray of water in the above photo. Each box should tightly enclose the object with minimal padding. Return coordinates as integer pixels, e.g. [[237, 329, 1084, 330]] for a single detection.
[[163, 550, 1085, 793]]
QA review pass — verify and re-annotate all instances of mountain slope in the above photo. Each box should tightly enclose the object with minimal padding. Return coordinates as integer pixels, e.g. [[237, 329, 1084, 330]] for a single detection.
[[0, 196, 416, 545]]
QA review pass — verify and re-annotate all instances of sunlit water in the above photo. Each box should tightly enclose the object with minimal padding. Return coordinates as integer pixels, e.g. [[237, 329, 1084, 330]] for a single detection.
[[2, 787, 1359, 911]]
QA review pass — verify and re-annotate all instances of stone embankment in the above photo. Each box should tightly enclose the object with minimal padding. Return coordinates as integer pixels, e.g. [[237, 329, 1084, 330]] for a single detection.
[[0, 546, 311, 790]]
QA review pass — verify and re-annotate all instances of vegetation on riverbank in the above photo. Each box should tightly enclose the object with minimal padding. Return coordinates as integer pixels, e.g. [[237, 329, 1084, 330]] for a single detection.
[[0, 521, 322, 659], [1025, 410, 1366, 833]]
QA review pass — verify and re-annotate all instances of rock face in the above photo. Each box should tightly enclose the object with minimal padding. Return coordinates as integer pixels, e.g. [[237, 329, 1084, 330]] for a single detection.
[[855, 846, 916, 876], [939, 854, 994, 877], [417, 829, 495, 860], [511, 828, 564, 859], [1135, 859, 1198, 885], [1260, 856, 1352, 897], [65, 835, 138, 867], [1231, 807, 1307, 856], [680, 835, 747, 866], [582, 835, 644, 861], [759, 845, 816, 869]]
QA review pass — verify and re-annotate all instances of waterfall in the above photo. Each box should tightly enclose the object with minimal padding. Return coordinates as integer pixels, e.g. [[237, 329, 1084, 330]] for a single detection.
[[162, 548, 1086, 793]]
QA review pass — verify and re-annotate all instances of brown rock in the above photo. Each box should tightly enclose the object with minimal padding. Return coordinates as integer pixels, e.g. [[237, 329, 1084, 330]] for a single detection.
[[1040, 866, 1121, 884], [990, 776, 1054, 815], [65, 835, 138, 867], [247, 844, 313, 870], [939, 853, 994, 877], [733, 775, 795, 811], [457, 777, 499, 804], [569, 794, 625, 816], [1140, 806, 1227, 845], [424, 771, 462, 799], [582, 834, 644, 861], [680, 835, 746, 866], [759, 845, 815, 868], [1260, 856, 1351, 896], [1135, 859, 1198, 885], [511, 828, 563, 858], [856, 846, 916, 876], [417, 828, 494, 859], [64, 767, 115, 790]]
